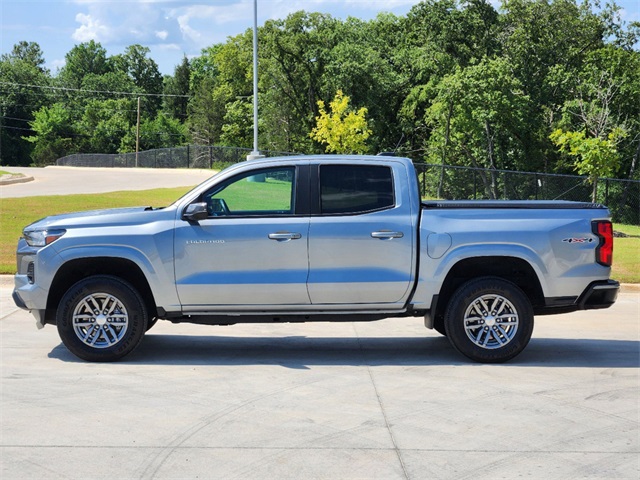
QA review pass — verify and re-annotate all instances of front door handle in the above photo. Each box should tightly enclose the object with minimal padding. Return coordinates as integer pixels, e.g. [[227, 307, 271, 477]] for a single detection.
[[371, 231, 404, 240], [268, 232, 302, 241]]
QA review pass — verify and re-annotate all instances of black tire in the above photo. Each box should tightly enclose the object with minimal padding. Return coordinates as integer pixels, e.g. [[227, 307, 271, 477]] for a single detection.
[[444, 277, 534, 363], [56, 275, 148, 362]]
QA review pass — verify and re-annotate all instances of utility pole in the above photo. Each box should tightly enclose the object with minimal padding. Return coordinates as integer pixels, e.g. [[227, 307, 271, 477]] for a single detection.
[[247, 0, 264, 161], [135, 96, 141, 167]]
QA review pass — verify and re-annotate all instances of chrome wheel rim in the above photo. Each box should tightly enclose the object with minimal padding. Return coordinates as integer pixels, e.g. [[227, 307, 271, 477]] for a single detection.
[[464, 294, 519, 349], [72, 293, 129, 348]]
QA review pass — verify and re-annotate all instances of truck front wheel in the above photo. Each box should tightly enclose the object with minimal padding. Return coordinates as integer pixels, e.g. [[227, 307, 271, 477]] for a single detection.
[[444, 277, 534, 363], [56, 275, 148, 362]]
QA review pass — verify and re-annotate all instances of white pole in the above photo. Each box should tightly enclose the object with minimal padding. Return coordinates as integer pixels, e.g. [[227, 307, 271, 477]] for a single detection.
[[247, 0, 262, 160], [135, 96, 141, 167]]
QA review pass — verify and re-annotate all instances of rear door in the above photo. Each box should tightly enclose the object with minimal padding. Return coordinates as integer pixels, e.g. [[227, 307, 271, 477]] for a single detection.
[[307, 162, 415, 306], [174, 165, 311, 309]]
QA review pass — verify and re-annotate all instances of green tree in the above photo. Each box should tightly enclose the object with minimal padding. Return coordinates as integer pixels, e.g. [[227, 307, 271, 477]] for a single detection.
[[0, 41, 52, 165], [120, 113, 186, 152], [499, 0, 621, 171], [321, 15, 409, 153], [398, 0, 501, 158], [187, 77, 225, 146], [24, 103, 77, 165], [553, 45, 640, 180], [259, 11, 341, 152], [186, 38, 251, 147], [310, 90, 371, 154], [76, 98, 134, 154], [219, 97, 253, 148], [113, 45, 163, 117], [550, 128, 625, 201], [163, 55, 191, 120], [189, 45, 222, 91], [425, 58, 530, 198], [58, 40, 112, 89], [4, 41, 47, 73]]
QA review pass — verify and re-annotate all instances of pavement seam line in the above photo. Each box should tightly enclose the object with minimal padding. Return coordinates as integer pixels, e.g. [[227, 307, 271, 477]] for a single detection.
[[353, 323, 410, 480], [1, 308, 20, 321]]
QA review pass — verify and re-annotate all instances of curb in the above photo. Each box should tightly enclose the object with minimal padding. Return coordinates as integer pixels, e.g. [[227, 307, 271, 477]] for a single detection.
[[0, 174, 34, 186], [620, 283, 640, 293]]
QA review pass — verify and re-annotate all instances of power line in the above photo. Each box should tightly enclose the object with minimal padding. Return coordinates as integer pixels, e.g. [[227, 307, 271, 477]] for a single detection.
[[1, 115, 32, 123], [0, 123, 186, 137], [0, 81, 190, 98], [1, 102, 187, 116], [0, 125, 35, 132]]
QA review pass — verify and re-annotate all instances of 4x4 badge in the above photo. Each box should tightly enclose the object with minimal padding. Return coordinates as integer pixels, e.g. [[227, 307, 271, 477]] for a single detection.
[[562, 237, 594, 244]]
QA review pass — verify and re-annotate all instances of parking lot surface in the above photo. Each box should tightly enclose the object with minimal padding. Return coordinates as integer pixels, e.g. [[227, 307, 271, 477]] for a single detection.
[[1, 282, 638, 479], [2, 166, 638, 478]]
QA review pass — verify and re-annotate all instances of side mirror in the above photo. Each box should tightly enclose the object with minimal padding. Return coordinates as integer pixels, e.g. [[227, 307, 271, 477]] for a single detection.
[[183, 202, 208, 222]]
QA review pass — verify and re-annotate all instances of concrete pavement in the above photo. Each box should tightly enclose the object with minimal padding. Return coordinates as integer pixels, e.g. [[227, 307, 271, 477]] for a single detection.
[[1, 165, 638, 478], [0, 166, 215, 198], [1, 283, 638, 479]]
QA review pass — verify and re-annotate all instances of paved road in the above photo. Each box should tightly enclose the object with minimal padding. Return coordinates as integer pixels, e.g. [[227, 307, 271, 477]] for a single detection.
[[2, 165, 638, 478], [1, 284, 638, 479], [0, 166, 215, 198]]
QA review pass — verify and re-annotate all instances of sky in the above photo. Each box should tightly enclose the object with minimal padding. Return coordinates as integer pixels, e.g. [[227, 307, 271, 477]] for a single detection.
[[1, 0, 639, 75]]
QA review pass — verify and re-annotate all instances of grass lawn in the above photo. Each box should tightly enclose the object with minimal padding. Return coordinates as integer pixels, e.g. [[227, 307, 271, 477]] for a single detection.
[[1, 188, 638, 282], [212, 177, 294, 212], [0, 187, 191, 274], [611, 223, 640, 284]]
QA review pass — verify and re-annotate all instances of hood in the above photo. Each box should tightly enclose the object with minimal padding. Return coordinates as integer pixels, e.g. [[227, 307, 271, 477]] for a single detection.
[[24, 206, 174, 231]]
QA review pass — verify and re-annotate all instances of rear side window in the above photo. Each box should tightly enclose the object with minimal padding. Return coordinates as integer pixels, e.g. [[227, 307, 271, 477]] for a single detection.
[[320, 165, 394, 214]]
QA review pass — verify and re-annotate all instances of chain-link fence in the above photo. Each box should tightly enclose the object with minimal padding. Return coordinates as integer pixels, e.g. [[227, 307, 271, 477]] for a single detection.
[[56, 147, 639, 225], [57, 145, 297, 170], [415, 163, 640, 225]]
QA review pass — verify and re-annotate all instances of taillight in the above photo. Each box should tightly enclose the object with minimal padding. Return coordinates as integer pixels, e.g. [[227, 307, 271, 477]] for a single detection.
[[592, 220, 613, 267]]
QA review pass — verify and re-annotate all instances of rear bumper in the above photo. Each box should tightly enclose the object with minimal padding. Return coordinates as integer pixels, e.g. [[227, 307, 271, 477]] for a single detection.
[[536, 279, 619, 316], [577, 279, 619, 310]]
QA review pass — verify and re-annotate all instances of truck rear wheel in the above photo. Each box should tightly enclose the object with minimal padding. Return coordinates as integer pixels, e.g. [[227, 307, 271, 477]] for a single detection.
[[56, 275, 147, 362], [444, 277, 533, 363]]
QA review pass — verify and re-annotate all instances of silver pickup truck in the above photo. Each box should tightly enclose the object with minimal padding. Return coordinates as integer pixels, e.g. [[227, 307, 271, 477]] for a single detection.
[[13, 155, 619, 363]]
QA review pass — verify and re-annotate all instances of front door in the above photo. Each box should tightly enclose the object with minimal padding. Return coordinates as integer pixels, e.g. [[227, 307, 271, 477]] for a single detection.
[[174, 166, 310, 309]]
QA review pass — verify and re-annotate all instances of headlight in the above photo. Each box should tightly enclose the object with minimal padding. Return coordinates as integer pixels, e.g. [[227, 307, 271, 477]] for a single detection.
[[23, 229, 66, 247]]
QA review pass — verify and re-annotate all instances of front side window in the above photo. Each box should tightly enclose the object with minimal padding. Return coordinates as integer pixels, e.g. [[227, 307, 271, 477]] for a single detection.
[[320, 165, 394, 214], [204, 167, 295, 216]]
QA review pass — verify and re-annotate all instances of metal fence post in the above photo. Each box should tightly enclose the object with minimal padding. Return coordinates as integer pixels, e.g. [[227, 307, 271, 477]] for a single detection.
[[473, 172, 477, 199], [504, 172, 508, 199]]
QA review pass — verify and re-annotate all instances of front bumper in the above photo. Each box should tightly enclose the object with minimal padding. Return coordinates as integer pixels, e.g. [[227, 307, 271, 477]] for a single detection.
[[13, 274, 48, 329]]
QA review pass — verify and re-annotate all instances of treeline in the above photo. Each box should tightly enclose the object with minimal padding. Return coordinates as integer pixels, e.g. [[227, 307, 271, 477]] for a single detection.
[[1, 0, 639, 185]]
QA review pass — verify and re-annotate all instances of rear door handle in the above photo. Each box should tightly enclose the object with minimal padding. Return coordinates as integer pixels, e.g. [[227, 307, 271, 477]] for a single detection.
[[268, 232, 302, 241], [371, 231, 404, 239]]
